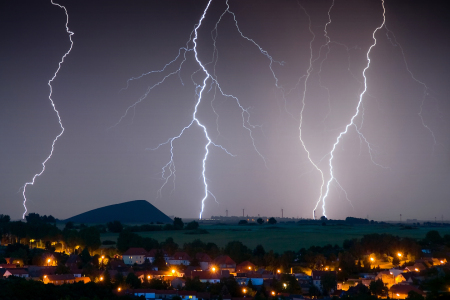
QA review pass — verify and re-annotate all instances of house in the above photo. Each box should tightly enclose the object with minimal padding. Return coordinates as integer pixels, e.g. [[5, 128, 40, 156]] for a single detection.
[[235, 272, 263, 286], [375, 271, 395, 288], [312, 271, 336, 293], [214, 255, 236, 272], [0, 264, 16, 268], [195, 253, 212, 271], [123, 248, 148, 265], [130, 289, 198, 300], [139, 270, 174, 282], [236, 261, 256, 273], [147, 249, 170, 264], [190, 270, 221, 283], [65, 254, 81, 269], [405, 262, 426, 273], [171, 277, 186, 289], [44, 274, 75, 285], [3, 268, 29, 278], [389, 284, 425, 299], [168, 252, 191, 266], [42, 253, 57, 266]]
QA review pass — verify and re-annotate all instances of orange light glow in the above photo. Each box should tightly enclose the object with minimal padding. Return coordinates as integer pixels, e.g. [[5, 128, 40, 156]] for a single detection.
[[397, 253, 402, 257], [277, 269, 281, 273]]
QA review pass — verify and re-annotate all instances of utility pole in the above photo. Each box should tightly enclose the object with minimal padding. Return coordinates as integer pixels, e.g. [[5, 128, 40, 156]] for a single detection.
[[281, 209, 283, 218], [226, 209, 228, 217], [400, 214, 402, 222], [243, 209, 244, 217]]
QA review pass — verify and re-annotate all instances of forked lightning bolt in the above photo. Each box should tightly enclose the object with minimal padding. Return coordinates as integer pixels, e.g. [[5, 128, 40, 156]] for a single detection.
[[115, 0, 282, 218], [21, 0, 74, 219]]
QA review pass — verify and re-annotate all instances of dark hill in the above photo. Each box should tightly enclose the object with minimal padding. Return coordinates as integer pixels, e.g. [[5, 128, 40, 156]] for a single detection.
[[65, 200, 172, 224]]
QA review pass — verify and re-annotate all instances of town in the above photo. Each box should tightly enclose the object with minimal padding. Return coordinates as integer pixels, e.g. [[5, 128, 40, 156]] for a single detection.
[[1, 213, 450, 300]]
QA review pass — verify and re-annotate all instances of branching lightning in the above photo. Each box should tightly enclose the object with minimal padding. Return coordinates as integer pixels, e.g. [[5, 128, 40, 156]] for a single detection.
[[114, 0, 289, 219], [21, 0, 74, 219]]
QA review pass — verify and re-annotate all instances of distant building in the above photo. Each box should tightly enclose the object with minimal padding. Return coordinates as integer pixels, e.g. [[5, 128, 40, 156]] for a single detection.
[[123, 248, 148, 265]]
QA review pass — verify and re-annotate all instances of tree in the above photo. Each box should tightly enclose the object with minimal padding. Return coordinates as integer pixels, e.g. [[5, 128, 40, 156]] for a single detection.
[[268, 217, 277, 225], [369, 278, 388, 297], [173, 217, 184, 230], [308, 284, 321, 298], [185, 220, 199, 230], [79, 227, 101, 253], [257, 218, 264, 225], [406, 291, 425, 300], [126, 272, 141, 289], [321, 272, 336, 296], [64, 222, 74, 230], [238, 220, 248, 225], [392, 256, 400, 266], [107, 220, 123, 233], [425, 230, 443, 244], [80, 247, 91, 265]]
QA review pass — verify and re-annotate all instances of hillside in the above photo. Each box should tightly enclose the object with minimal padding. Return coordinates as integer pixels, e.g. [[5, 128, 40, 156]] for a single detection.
[[64, 200, 172, 224]]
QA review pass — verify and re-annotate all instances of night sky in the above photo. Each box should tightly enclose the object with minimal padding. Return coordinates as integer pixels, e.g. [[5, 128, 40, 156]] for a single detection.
[[1, 0, 449, 221]]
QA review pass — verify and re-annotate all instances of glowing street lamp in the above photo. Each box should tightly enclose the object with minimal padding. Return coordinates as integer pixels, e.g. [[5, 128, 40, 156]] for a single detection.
[[118, 287, 121, 292], [277, 269, 281, 274], [283, 283, 287, 289], [248, 266, 252, 270], [148, 275, 151, 280], [47, 258, 51, 266], [243, 288, 247, 294], [271, 291, 275, 296], [211, 267, 216, 272], [171, 269, 176, 275], [370, 257, 374, 262], [397, 253, 402, 258], [100, 276, 103, 281]]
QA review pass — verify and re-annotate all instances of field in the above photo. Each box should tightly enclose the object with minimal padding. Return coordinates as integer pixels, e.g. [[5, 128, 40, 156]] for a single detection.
[[100, 223, 450, 253]]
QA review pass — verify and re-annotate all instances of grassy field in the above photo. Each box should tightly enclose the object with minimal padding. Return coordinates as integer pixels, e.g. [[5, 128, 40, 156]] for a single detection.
[[100, 223, 450, 253]]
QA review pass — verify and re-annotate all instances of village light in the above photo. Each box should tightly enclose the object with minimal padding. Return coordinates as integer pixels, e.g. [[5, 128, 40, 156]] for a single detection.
[[370, 257, 374, 262], [325, 267, 329, 271], [248, 266, 251, 270], [148, 275, 151, 280], [243, 288, 247, 294], [172, 269, 176, 274], [277, 269, 281, 274], [415, 268, 419, 272], [397, 253, 402, 257], [100, 276, 103, 281], [211, 267, 216, 272], [272, 291, 275, 296], [118, 287, 121, 292], [441, 260, 444, 264]]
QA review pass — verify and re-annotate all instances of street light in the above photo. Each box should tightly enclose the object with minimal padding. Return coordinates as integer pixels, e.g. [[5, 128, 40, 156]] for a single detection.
[[211, 267, 216, 272], [47, 258, 51, 266], [277, 269, 281, 274], [171, 269, 176, 275], [271, 291, 275, 296], [243, 288, 247, 294], [397, 253, 402, 257], [118, 287, 121, 292]]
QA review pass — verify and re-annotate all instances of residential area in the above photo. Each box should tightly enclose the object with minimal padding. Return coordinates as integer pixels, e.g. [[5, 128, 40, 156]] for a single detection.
[[1, 214, 450, 299]]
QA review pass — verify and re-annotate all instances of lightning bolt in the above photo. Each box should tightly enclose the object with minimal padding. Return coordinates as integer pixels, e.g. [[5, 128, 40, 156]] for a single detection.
[[115, 0, 289, 219], [319, 0, 387, 217], [21, 0, 74, 219]]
